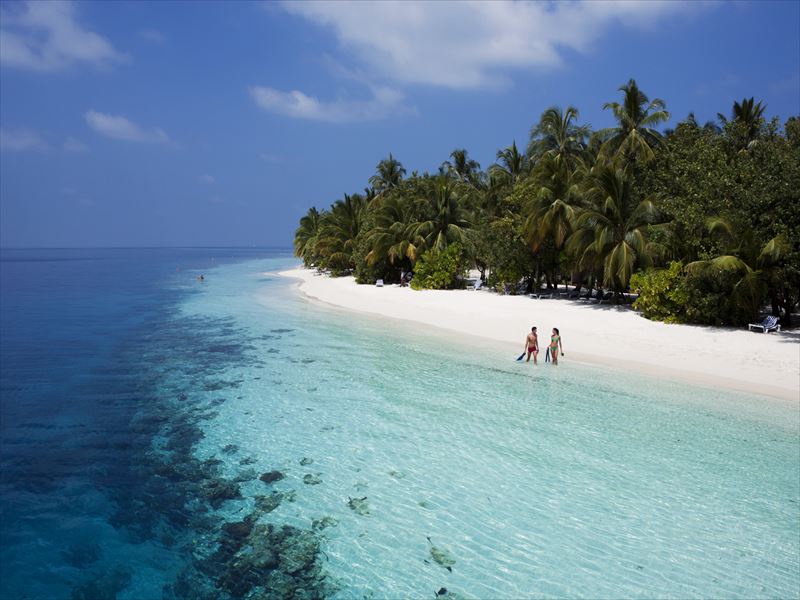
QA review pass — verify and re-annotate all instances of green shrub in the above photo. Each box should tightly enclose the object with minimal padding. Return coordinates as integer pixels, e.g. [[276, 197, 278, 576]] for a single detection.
[[682, 268, 744, 326], [410, 243, 467, 290], [630, 262, 688, 323], [631, 261, 752, 325]]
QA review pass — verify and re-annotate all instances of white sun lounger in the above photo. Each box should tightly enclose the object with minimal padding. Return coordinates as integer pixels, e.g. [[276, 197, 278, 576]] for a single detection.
[[748, 315, 780, 333]]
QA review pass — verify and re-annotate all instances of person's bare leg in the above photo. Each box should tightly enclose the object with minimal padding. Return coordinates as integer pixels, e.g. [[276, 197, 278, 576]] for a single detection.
[[551, 348, 558, 365], [533, 350, 538, 365]]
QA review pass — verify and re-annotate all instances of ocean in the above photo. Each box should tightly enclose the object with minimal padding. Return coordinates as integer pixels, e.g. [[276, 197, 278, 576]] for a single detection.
[[1, 248, 798, 599]]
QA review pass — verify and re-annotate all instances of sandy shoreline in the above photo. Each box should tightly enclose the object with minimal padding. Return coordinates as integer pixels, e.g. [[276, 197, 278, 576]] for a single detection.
[[278, 268, 800, 402]]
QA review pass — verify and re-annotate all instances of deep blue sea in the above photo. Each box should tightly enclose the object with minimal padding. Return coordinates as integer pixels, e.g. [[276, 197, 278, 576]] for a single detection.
[[1, 248, 798, 600], [0, 248, 295, 599]]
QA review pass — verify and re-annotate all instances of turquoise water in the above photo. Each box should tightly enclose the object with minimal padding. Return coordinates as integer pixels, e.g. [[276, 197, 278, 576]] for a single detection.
[[1, 251, 798, 599], [183, 258, 799, 598]]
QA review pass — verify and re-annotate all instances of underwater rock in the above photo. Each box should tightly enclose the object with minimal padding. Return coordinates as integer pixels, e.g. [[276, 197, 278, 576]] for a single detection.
[[303, 473, 322, 485], [311, 516, 339, 531], [247, 525, 279, 570], [347, 496, 370, 515], [222, 518, 254, 541], [278, 529, 319, 575], [284, 489, 297, 502], [270, 328, 294, 333], [239, 456, 257, 465], [71, 565, 132, 600], [173, 516, 331, 600], [435, 588, 466, 599], [262, 570, 296, 600], [254, 491, 283, 514], [217, 558, 260, 597], [259, 470, 285, 484], [202, 478, 242, 508], [233, 468, 258, 483], [203, 457, 223, 469], [388, 470, 405, 479], [267, 348, 280, 354], [222, 443, 239, 454], [299, 457, 314, 466], [427, 537, 455, 572]]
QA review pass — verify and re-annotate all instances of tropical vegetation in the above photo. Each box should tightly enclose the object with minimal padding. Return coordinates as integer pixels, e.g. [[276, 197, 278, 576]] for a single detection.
[[294, 80, 799, 328]]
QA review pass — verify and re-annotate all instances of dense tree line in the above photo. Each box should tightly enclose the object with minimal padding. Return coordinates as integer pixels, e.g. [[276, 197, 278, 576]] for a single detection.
[[295, 79, 799, 327]]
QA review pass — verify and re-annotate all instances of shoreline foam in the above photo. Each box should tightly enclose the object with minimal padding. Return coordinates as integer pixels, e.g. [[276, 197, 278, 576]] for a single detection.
[[278, 267, 800, 402]]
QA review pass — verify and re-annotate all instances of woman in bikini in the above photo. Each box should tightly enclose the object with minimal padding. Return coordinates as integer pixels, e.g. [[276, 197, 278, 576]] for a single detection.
[[549, 328, 564, 365]]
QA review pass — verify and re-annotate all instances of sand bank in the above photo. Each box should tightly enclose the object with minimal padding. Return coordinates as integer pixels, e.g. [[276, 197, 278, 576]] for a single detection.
[[279, 268, 799, 402]]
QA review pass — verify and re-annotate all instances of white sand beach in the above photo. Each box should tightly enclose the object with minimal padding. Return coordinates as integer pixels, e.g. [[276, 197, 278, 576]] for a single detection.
[[279, 268, 800, 402]]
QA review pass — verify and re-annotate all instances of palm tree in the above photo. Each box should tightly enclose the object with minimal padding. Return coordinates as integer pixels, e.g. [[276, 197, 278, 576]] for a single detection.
[[686, 218, 790, 322], [315, 193, 366, 273], [596, 78, 670, 166], [566, 165, 660, 293], [527, 106, 590, 174], [523, 154, 585, 252], [718, 97, 767, 149], [442, 148, 481, 184], [369, 153, 406, 194], [294, 207, 322, 264], [414, 175, 472, 252], [365, 196, 421, 267], [490, 141, 528, 184]]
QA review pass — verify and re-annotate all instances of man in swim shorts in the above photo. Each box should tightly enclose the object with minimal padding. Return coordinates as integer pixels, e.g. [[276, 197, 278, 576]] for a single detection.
[[523, 326, 539, 364]]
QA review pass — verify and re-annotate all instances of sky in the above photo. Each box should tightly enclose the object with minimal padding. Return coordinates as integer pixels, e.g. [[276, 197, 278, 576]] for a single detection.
[[0, 0, 798, 248]]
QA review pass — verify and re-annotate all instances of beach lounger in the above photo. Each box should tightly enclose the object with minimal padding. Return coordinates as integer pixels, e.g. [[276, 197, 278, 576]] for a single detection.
[[375, 279, 384, 287], [748, 315, 780, 333], [530, 291, 552, 299], [469, 279, 483, 291]]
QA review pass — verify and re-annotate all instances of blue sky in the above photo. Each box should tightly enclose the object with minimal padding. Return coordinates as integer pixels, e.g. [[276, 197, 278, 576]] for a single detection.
[[1, 0, 798, 248]]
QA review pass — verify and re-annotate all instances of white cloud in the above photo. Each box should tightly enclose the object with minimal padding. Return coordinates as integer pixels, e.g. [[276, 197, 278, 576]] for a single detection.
[[249, 84, 410, 122], [0, 128, 48, 151], [0, 1, 125, 71], [280, 0, 706, 89], [200, 174, 216, 184], [62, 136, 88, 152], [85, 110, 169, 143]]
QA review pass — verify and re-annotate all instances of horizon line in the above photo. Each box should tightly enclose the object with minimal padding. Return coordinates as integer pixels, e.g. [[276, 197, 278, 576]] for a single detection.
[[0, 245, 294, 250]]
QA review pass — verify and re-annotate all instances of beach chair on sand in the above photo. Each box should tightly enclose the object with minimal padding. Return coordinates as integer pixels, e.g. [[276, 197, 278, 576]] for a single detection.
[[748, 315, 780, 333], [530, 291, 552, 299], [469, 279, 483, 291], [375, 279, 384, 287]]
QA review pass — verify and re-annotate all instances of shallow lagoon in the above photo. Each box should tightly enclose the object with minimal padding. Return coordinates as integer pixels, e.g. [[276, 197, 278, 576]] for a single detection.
[[1, 250, 798, 599], [188, 259, 799, 598]]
